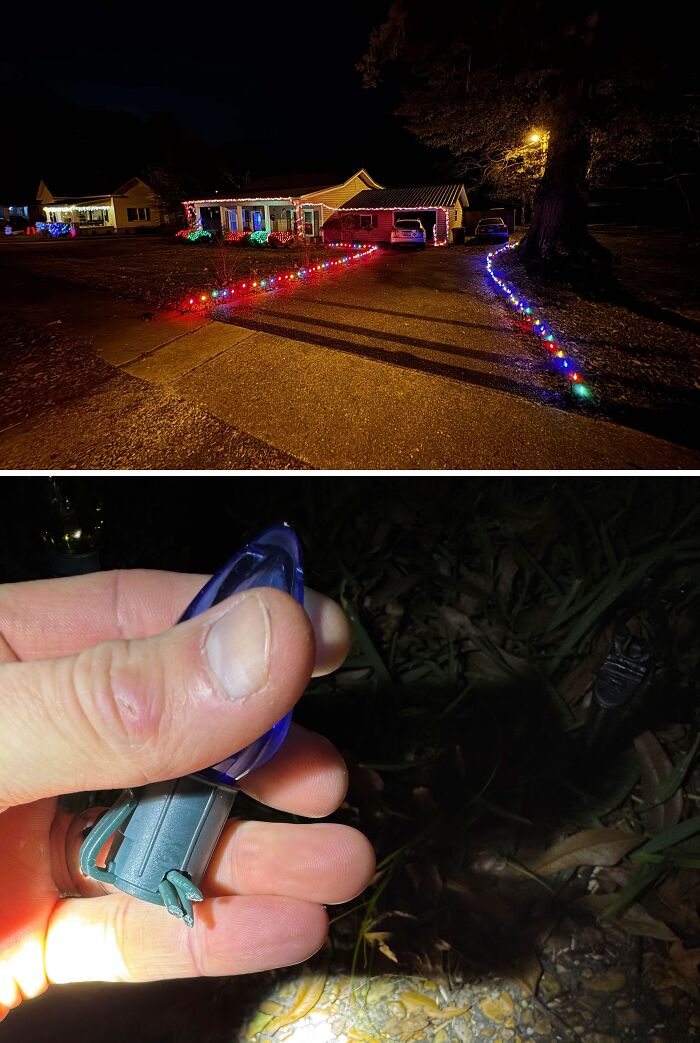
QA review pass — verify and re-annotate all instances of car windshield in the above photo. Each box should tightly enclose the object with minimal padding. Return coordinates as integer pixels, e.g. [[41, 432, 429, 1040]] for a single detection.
[[395, 221, 421, 229]]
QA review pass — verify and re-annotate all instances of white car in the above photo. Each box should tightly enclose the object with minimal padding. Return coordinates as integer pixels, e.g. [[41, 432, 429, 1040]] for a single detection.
[[391, 219, 426, 249]]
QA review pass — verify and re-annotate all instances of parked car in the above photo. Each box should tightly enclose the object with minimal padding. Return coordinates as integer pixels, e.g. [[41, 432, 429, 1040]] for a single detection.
[[391, 219, 426, 249], [474, 217, 509, 242]]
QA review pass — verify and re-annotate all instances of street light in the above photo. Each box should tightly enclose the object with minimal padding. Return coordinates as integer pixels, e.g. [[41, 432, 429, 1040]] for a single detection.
[[529, 132, 541, 143]]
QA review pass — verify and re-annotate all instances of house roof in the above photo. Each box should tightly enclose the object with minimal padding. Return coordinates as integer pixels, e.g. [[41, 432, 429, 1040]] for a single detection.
[[48, 195, 114, 206], [38, 176, 154, 203], [340, 184, 467, 210], [185, 169, 384, 205]]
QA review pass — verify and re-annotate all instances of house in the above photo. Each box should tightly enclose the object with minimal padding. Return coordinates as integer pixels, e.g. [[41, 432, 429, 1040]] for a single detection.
[[326, 184, 469, 245], [0, 178, 43, 231], [184, 169, 383, 241], [37, 177, 163, 234]]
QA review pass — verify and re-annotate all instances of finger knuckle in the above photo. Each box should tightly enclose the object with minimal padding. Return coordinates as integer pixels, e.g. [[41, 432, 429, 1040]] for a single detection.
[[70, 637, 166, 761]]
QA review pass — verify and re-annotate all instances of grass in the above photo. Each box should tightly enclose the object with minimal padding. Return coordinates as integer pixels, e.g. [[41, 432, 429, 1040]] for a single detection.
[[0, 235, 330, 308]]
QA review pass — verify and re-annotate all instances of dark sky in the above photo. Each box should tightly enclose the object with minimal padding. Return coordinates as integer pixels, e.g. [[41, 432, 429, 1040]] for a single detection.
[[5, 0, 448, 186]]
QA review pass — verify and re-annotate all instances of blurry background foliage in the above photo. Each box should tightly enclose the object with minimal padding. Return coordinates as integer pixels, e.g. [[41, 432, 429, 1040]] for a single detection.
[[1, 476, 699, 1024]]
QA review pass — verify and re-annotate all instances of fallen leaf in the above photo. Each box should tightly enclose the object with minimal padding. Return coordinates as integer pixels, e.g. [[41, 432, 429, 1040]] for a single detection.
[[244, 1009, 275, 1039], [364, 932, 399, 963], [398, 991, 466, 1020], [656, 869, 700, 933], [259, 1000, 285, 1015], [654, 732, 700, 805], [579, 894, 680, 941], [529, 828, 642, 876], [634, 731, 683, 833], [669, 942, 700, 998], [480, 991, 516, 1022], [510, 951, 543, 995], [263, 970, 328, 1035], [644, 944, 700, 1001], [399, 990, 439, 1012]]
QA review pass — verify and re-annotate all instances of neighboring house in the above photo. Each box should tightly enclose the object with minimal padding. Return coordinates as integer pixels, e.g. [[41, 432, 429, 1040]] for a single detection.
[[0, 179, 43, 230], [326, 184, 469, 245], [37, 177, 163, 234], [184, 169, 384, 241]]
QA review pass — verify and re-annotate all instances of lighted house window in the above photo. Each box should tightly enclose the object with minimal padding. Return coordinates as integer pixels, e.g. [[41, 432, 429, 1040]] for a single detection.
[[359, 214, 377, 230], [127, 207, 151, 222], [80, 209, 109, 226]]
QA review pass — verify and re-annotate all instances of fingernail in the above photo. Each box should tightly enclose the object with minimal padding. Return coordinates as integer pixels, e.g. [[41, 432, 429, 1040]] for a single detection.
[[205, 592, 271, 701]]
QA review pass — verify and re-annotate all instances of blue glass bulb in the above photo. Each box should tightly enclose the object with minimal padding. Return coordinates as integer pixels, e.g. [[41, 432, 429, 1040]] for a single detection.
[[179, 524, 303, 788]]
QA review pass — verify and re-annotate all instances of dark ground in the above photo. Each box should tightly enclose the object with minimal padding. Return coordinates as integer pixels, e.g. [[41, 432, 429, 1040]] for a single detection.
[[1, 476, 699, 1043], [496, 225, 700, 450]]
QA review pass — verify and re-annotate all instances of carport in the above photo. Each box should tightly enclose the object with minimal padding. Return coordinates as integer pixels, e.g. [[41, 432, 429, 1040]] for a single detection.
[[325, 184, 469, 245]]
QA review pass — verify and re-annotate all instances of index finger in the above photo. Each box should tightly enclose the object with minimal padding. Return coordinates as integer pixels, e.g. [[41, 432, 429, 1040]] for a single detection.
[[0, 571, 350, 677]]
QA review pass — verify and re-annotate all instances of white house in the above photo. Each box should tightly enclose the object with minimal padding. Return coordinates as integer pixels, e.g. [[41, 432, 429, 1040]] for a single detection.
[[37, 177, 163, 234], [184, 169, 383, 241]]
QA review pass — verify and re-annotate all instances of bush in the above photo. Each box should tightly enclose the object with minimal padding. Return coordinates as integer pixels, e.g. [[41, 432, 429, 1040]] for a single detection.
[[225, 231, 251, 246], [268, 231, 295, 248]]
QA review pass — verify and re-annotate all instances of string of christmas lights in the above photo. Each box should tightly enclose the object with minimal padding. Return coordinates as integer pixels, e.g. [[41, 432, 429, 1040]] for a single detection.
[[180, 245, 378, 312], [486, 242, 593, 402], [269, 231, 295, 247], [36, 221, 72, 238]]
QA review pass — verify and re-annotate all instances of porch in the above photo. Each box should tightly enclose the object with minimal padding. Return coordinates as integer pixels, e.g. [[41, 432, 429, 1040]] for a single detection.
[[196, 201, 324, 240]]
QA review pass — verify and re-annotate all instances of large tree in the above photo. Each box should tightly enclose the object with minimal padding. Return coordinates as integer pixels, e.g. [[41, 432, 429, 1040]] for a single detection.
[[360, 1, 699, 276]]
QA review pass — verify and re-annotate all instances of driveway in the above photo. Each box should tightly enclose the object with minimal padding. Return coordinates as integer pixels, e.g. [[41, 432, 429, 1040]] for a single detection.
[[124, 246, 699, 468]]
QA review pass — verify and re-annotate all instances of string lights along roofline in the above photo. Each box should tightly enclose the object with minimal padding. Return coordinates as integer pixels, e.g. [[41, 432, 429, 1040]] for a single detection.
[[486, 241, 594, 403], [183, 196, 299, 206]]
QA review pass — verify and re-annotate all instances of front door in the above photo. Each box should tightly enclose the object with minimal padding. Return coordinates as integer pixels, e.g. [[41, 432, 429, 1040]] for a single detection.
[[243, 208, 264, 232], [303, 209, 318, 237]]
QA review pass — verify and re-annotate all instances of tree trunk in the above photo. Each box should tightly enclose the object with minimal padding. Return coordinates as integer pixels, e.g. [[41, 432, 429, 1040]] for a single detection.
[[517, 10, 611, 279], [518, 117, 605, 264]]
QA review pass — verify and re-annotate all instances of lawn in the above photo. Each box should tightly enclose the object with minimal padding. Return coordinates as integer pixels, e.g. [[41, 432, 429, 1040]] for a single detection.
[[494, 224, 700, 450], [0, 235, 331, 309]]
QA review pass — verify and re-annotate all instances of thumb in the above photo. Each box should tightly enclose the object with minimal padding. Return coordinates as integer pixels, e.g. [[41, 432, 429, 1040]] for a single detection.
[[0, 587, 314, 808]]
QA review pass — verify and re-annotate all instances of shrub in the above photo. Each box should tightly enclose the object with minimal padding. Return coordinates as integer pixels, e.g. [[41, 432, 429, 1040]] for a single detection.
[[268, 231, 295, 248], [225, 231, 251, 246]]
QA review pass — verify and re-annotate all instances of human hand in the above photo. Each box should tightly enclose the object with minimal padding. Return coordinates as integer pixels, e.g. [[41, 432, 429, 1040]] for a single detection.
[[0, 570, 375, 1019]]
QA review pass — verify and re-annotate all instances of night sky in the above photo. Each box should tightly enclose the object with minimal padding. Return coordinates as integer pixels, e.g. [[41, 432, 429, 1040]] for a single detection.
[[4, 0, 447, 191]]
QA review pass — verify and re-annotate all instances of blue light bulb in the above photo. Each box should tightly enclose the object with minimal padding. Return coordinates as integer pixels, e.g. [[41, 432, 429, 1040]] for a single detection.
[[181, 524, 303, 787]]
